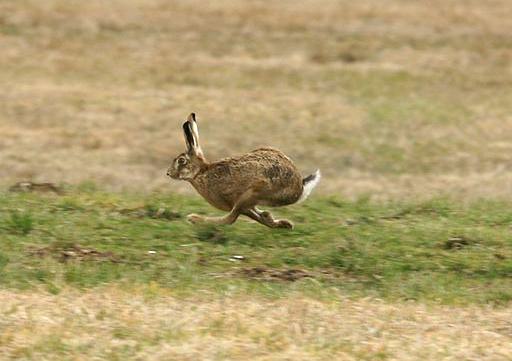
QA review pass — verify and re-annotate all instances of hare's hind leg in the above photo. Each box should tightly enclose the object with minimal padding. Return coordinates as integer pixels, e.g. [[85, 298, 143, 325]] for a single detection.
[[187, 189, 258, 225], [242, 209, 273, 228], [243, 207, 294, 229]]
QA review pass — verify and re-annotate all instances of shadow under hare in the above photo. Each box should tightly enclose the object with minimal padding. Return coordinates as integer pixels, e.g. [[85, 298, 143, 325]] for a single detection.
[[167, 113, 320, 229]]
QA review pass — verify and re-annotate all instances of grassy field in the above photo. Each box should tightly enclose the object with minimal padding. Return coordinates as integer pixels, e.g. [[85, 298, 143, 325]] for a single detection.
[[2, 0, 512, 360], [1, 190, 512, 360], [2, 190, 512, 305]]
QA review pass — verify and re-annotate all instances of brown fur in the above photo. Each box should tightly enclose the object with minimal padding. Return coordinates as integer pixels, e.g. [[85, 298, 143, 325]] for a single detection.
[[167, 113, 312, 229], [191, 148, 303, 211]]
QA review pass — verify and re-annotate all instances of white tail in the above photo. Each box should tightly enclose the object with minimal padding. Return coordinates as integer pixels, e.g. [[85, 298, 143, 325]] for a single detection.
[[297, 169, 321, 203]]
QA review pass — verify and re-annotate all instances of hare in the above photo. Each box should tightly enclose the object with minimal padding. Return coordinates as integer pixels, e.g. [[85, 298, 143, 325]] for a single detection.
[[166, 113, 320, 229]]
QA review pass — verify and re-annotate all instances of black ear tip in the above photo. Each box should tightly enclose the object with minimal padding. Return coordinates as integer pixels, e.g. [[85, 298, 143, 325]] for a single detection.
[[187, 112, 196, 122]]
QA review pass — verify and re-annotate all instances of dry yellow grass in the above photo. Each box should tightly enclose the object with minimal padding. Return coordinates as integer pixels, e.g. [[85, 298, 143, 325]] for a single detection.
[[2, 0, 512, 199], [1, 287, 511, 361]]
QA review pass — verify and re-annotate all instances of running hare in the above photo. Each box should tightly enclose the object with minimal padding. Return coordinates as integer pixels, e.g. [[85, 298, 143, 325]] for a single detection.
[[166, 113, 320, 229]]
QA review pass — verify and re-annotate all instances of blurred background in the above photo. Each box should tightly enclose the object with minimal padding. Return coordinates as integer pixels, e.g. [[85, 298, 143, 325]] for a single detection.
[[2, 0, 512, 199]]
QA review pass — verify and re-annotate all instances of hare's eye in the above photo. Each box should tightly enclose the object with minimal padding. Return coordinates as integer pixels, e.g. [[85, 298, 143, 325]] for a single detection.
[[178, 157, 187, 165]]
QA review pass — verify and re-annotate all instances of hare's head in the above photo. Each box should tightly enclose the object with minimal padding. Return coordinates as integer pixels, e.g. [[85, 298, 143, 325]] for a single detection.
[[167, 113, 207, 180]]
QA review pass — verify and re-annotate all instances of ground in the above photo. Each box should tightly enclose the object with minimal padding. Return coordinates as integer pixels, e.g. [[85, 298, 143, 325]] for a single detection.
[[2, 192, 512, 360], [1, 0, 512, 360]]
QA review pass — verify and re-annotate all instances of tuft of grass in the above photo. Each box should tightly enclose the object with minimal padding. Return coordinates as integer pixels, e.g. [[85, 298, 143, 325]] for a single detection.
[[144, 203, 181, 220], [195, 225, 229, 245], [6, 210, 34, 235]]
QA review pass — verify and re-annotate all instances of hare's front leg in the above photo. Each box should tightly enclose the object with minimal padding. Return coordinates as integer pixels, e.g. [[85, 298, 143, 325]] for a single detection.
[[186, 189, 258, 226], [186, 209, 243, 225], [186, 212, 238, 225], [243, 207, 294, 229]]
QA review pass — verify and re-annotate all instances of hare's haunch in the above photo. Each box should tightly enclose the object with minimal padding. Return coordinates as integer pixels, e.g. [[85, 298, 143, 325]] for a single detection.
[[167, 113, 320, 229]]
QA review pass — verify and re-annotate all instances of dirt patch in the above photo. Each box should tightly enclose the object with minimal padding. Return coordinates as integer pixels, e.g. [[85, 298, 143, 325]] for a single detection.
[[26, 244, 120, 263], [443, 236, 473, 250], [240, 267, 314, 282], [118, 206, 181, 220], [228, 266, 350, 283], [9, 182, 64, 195]]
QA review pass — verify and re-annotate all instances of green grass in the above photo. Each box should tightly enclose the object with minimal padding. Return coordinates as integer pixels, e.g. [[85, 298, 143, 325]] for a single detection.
[[1, 189, 512, 305], [6, 209, 34, 235]]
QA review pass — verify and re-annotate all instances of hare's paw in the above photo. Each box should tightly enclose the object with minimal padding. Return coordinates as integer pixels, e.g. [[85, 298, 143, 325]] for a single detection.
[[186, 213, 205, 224], [260, 211, 274, 222], [276, 219, 294, 229]]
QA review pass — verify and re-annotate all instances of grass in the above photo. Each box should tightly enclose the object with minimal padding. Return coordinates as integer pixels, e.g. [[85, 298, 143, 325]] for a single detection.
[[3, 287, 512, 361], [1, 189, 512, 306], [2, 189, 512, 360], [5, 210, 33, 235]]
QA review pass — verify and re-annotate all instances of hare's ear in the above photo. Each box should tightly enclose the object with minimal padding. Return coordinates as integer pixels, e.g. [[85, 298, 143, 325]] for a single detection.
[[187, 113, 196, 122], [188, 113, 200, 145], [183, 121, 195, 153], [183, 113, 203, 156]]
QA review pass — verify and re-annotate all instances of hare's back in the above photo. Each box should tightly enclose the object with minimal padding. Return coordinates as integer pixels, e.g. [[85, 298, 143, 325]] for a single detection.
[[232, 146, 299, 174], [197, 147, 303, 207], [247, 147, 303, 205]]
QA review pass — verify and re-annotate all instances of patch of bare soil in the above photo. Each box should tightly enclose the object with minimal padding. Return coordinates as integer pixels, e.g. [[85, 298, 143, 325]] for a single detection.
[[118, 206, 181, 220], [26, 244, 120, 263], [8, 182, 64, 194], [443, 236, 474, 250], [239, 267, 336, 282]]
